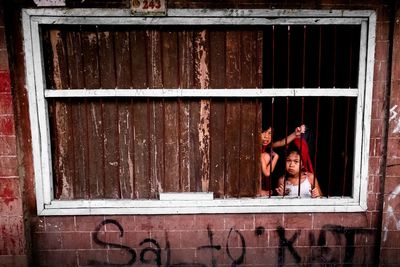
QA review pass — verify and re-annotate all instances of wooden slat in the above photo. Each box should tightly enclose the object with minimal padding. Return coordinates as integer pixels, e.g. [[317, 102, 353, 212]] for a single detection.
[[66, 30, 89, 199], [225, 30, 241, 197], [131, 30, 150, 199], [114, 30, 133, 199], [238, 30, 259, 197], [48, 29, 75, 199], [147, 30, 163, 198], [98, 29, 120, 199], [209, 29, 226, 198], [178, 30, 194, 192], [162, 30, 180, 192], [81, 28, 104, 198]]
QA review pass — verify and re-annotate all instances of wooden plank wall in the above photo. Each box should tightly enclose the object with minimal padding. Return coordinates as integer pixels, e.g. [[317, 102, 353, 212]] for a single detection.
[[45, 26, 262, 199]]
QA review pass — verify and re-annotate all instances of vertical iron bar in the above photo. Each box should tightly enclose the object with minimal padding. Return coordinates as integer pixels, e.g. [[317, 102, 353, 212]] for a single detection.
[[333, 25, 337, 87], [328, 98, 335, 196], [272, 26, 275, 88], [342, 98, 350, 196], [269, 97, 275, 197]]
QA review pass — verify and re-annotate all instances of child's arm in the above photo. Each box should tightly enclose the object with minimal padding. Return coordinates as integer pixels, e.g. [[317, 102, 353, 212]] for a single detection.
[[272, 124, 306, 148], [260, 152, 279, 177], [275, 176, 285, 196], [307, 173, 323, 197]]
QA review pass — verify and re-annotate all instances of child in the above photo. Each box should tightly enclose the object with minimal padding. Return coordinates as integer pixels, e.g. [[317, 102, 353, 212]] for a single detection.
[[258, 124, 306, 196], [275, 146, 322, 198]]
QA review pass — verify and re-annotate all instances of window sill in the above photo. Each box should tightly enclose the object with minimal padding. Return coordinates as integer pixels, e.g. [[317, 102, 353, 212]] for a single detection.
[[40, 197, 367, 216]]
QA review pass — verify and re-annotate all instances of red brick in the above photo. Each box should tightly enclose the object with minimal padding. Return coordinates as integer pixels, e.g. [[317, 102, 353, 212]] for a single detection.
[[0, 71, 9, 93], [352, 245, 376, 264], [391, 80, 400, 99], [380, 248, 400, 265], [375, 40, 390, 61], [0, 136, 16, 156], [0, 50, 9, 71], [0, 116, 15, 135], [255, 213, 283, 230], [92, 231, 124, 249], [224, 214, 254, 230], [313, 213, 342, 229], [377, 22, 390, 41], [0, 156, 18, 176], [123, 231, 150, 249], [385, 158, 400, 177], [163, 215, 195, 231], [283, 213, 312, 229], [30, 217, 45, 233], [244, 247, 277, 265], [371, 100, 385, 121], [382, 230, 400, 248], [372, 80, 387, 100], [387, 138, 400, 158], [384, 176, 400, 193], [150, 230, 180, 249], [45, 216, 75, 232], [367, 193, 377, 211], [341, 213, 369, 228], [75, 215, 105, 231], [77, 249, 108, 266], [239, 229, 268, 248], [0, 95, 13, 114], [105, 215, 135, 231], [196, 244, 225, 265], [33, 233, 62, 250], [370, 119, 384, 138], [167, 248, 196, 263], [108, 249, 137, 265], [355, 229, 376, 245], [61, 232, 91, 249], [368, 157, 382, 176], [0, 255, 28, 267], [374, 60, 388, 82], [0, 216, 25, 255], [0, 196, 22, 216], [194, 214, 225, 230], [135, 215, 165, 231], [37, 250, 77, 267]]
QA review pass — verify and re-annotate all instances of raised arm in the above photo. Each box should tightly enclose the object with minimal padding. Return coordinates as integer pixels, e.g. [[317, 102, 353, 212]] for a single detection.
[[272, 124, 306, 148]]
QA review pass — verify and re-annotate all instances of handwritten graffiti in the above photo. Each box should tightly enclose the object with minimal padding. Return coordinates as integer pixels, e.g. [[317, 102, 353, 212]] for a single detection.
[[383, 184, 400, 241], [90, 220, 372, 266], [277, 224, 373, 267]]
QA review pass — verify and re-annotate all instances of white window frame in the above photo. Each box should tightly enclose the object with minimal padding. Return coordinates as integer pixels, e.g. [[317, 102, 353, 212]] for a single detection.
[[22, 8, 376, 216]]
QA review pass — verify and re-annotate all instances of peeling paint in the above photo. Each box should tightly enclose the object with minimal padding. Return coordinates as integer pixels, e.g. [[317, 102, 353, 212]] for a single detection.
[[33, 0, 65, 6], [195, 30, 210, 192]]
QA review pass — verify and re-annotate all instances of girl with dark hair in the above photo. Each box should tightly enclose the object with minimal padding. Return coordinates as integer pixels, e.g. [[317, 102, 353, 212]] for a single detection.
[[258, 124, 306, 196], [275, 146, 322, 198]]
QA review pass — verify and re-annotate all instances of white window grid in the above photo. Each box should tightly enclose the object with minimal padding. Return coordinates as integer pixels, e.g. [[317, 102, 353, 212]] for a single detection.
[[22, 8, 376, 215]]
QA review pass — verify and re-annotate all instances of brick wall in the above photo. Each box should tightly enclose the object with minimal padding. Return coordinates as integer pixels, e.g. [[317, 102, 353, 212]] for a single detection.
[[0, 1, 27, 266], [3, 0, 398, 266], [380, 2, 400, 266]]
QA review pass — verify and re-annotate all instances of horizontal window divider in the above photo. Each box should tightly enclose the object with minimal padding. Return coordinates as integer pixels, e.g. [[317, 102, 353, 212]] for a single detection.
[[44, 88, 359, 98], [33, 16, 365, 26], [24, 8, 374, 19]]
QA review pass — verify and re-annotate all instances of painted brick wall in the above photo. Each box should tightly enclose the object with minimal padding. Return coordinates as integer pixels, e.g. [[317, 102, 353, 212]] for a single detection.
[[3, 0, 397, 266], [380, 2, 400, 266], [0, 1, 27, 266]]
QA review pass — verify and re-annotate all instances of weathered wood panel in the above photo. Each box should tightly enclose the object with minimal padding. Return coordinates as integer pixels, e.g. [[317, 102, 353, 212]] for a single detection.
[[81, 28, 105, 198], [209, 30, 226, 197]]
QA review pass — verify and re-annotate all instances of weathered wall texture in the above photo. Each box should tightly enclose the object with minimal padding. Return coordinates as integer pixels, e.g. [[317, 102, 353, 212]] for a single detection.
[[380, 1, 400, 266], [1, 0, 400, 266], [0, 1, 27, 266]]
